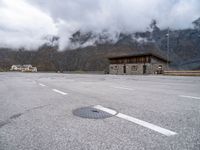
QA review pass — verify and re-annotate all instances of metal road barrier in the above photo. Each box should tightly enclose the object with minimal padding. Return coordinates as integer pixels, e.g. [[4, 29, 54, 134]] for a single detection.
[[164, 70, 200, 76]]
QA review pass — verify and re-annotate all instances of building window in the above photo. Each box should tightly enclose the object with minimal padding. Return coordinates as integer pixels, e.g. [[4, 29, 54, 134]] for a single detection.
[[157, 65, 163, 74], [131, 65, 138, 71], [158, 65, 163, 69], [114, 66, 118, 70]]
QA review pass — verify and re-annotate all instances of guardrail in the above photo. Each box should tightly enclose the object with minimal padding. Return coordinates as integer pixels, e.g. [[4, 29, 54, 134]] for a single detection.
[[164, 70, 200, 76], [63, 71, 106, 74]]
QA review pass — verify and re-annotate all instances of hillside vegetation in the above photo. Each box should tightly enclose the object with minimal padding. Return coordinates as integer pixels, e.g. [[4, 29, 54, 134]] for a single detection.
[[0, 25, 200, 72]]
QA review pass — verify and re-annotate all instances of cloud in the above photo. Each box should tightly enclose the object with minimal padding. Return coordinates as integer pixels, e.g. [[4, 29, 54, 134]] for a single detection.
[[0, 0, 57, 49], [0, 0, 200, 50]]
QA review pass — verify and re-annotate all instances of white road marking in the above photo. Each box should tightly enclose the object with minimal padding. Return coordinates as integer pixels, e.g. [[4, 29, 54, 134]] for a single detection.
[[179, 95, 200, 100], [94, 105, 177, 137], [66, 79, 74, 82], [94, 105, 117, 115], [52, 89, 68, 95], [39, 83, 46, 87], [112, 86, 135, 91]]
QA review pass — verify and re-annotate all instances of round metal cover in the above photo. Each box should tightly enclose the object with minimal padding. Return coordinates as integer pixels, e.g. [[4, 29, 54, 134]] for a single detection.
[[73, 106, 115, 119]]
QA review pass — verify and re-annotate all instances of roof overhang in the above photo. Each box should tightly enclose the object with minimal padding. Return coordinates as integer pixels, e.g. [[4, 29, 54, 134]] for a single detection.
[[108, 53, 170, 63]]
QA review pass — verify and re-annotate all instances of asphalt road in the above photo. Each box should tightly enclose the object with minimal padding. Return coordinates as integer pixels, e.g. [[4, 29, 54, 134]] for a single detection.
[[0, 72, 200, 150]]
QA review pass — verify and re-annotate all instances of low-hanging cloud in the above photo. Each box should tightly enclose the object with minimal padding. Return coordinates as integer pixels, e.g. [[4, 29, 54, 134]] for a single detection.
[[0, 0, 200, 50], [0, 0, 57, 50]]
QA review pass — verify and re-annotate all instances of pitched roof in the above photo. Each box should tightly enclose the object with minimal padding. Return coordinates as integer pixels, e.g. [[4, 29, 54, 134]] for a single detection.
[[108, 43, 170, 63]]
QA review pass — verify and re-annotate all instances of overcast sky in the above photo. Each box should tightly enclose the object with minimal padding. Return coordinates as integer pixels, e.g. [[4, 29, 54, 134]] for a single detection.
[[0, 0, 199, 50]]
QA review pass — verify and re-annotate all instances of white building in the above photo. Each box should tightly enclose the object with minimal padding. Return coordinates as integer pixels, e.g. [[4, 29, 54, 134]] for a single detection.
[[10, 65, 37, 72], [10, 65, 22, 71]]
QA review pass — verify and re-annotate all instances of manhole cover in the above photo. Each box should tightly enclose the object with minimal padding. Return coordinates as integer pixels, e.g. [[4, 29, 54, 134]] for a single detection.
[[73, 106, 116, 119]]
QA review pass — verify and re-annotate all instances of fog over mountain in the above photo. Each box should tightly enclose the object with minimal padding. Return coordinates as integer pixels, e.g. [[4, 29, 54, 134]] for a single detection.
[[0, 0, 200, 50]]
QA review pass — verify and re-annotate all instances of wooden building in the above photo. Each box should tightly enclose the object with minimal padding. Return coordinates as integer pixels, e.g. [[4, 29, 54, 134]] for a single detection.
[[108, 52, 169, 75]]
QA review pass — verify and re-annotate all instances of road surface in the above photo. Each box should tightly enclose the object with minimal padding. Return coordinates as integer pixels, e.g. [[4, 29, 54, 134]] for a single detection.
[[0, 72, 200, 150]]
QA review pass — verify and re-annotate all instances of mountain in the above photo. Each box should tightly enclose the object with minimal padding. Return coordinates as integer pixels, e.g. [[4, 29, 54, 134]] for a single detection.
[[63, 27, 200, 71], [0, 26, 200, 72]]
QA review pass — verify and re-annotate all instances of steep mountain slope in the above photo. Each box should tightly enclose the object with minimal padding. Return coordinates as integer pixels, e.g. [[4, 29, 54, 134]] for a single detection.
[[65, 27, 200, 70], [0, 27, 200, 72]]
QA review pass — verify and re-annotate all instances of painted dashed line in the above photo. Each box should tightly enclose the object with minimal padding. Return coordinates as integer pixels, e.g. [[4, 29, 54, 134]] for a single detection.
[[66, 79, 75, 82], [94, 105, 177, 137], [112, 86, 135, 91], [39, 83, 46, 87], [179, 95, 200, 100], [52, 89, 68, 95], [37, 82, 68, 96]]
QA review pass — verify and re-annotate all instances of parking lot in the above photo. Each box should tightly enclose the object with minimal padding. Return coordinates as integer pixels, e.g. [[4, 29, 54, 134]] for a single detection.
[[0, 72, 200, 150]]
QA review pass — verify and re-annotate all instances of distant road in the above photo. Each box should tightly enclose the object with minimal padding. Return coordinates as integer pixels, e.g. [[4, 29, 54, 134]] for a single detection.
[[0, 72, 200, 150]]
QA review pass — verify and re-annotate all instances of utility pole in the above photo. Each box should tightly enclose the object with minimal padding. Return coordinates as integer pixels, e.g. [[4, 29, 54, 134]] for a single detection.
[[167, 27, 170, 70]]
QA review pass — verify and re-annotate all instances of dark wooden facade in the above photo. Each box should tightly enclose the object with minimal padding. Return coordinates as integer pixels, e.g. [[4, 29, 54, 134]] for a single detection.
[[109, 54, 168, 65], [108, 53, 169, 75], [109, 55, 151, 64]]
